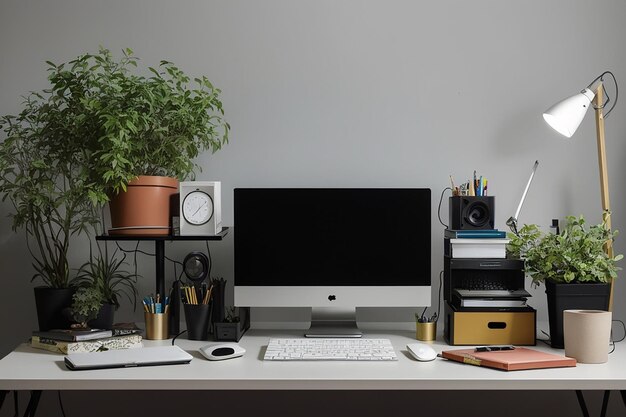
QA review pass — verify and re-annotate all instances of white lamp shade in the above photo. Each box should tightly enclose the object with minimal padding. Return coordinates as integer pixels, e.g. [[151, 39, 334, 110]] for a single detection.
[[542, 88, 595, 138]]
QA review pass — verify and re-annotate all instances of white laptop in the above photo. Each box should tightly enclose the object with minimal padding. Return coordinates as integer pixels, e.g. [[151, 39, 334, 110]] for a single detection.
[[65, 346, 193, 371]]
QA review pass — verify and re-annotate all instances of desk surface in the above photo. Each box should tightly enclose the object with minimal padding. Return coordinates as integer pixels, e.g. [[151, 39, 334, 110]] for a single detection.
[[1, 329, 625, 391]]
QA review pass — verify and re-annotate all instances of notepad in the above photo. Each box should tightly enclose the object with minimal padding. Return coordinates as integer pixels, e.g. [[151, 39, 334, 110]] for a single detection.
[[65, 345, 193, 370], [441, 347, 577, 371]]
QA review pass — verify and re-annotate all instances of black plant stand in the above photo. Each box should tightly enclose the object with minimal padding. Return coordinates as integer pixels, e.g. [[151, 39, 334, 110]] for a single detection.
[[96, 228, 229, 336]]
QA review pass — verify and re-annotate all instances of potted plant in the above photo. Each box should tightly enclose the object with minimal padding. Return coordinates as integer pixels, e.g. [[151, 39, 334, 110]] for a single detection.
[[73, 244, 139, 329], [508, 215, 622, 348], [68, 287, 105, 329], [0, 86, 100, 330], [214, 307, 250, 342], [43, 47, 230, 235]]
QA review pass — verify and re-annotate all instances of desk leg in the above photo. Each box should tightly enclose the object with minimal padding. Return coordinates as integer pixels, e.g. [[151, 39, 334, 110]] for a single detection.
[[22, 390, 41, 417], [576, 390, 590, 417], [600, 390, 610, 417], [576, 390, 614, 417], [0, 390, 7, 410]]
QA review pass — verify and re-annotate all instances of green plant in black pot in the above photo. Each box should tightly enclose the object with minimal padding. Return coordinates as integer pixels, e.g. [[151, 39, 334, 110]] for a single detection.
[[224, 306, 240, 323], [74, 244, 139, 329], [0, 76, 101, 329], [508, 215, 622, 348], [70, 287, 104, 329]]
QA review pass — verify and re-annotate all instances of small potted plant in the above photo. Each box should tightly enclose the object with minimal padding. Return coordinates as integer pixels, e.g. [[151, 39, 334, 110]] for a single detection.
[[214, 307, 250, 342], [74, 245, 139, 329], [508, 215, 622, 348], [68, 287, 105, 329], [42, 47, 230, 235]]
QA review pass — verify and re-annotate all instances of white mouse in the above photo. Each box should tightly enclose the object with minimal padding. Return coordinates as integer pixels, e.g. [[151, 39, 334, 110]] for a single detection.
[[199, 343, 246, 361], [406, 343, 437, 362]]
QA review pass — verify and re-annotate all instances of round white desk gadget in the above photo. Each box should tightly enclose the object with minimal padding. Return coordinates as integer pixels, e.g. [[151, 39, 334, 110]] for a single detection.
[[199, 343, 246, 361]]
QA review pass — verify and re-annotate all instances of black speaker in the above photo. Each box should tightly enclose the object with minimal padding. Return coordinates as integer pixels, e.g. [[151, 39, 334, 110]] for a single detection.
[[449, 196, 495, 230]]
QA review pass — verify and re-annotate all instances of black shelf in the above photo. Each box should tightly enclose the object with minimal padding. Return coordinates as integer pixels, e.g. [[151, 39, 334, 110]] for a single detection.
[[96, 227, 229, 241], [96, 227, 229, 336]]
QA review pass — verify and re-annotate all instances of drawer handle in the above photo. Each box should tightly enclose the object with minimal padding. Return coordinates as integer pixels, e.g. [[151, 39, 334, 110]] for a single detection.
[[488, 322, 507, 329]]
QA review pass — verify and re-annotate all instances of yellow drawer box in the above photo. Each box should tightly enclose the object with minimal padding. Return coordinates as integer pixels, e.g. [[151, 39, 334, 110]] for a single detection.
[[444, 302, 536, 346]]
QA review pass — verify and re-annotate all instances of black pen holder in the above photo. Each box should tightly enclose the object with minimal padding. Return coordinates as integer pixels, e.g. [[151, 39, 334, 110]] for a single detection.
[[184, 303, 212, 341]]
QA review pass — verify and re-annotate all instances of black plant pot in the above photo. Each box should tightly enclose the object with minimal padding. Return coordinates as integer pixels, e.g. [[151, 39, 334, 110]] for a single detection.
[[88, 303, 116, 330], [33, 287, 75, 331], [545, 281, 610, 348]]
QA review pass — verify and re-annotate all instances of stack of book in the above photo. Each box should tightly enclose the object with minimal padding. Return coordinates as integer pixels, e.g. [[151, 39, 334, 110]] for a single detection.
[[444, 229, 509, 258], [31, 327, 143, 354]]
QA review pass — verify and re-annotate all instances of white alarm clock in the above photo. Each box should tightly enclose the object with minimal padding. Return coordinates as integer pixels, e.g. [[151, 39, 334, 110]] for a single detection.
[[179, 181, 222, 236]]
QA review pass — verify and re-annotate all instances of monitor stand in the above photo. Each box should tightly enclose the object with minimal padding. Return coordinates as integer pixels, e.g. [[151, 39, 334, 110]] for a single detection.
[[304, 307, 362, 338]]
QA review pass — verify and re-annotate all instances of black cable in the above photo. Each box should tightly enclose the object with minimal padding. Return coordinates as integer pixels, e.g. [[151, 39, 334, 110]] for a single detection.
[[205, 241, 213, 278], [57, 391, 67, 417], [613, 319, 626, 342], [609, 320, 625, 354], [115, 241, 184, 268], [438, 187, 451, 229], [418, 270, 443, 323], [13, 390, 18, 417], [171, 330, 187, 346], [436, 270, 443, 323], [537, 339, 552, 347]]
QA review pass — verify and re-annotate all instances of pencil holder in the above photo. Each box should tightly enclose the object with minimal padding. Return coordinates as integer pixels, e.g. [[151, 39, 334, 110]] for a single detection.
[[145, 312, 169, 340], [416, 321, 437, 342], [184, 303, 212, 341]]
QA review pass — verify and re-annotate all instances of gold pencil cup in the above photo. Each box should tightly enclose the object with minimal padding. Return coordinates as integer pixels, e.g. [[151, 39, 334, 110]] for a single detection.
[[416, 321, 437, 342], [145, 312, 169, 340]]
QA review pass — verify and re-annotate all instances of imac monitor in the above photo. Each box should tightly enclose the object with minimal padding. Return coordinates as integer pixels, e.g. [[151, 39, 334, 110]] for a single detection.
[[234, 188, 431, 336]]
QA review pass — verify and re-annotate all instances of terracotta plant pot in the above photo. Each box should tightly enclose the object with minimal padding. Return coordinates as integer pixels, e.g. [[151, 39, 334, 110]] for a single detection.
[[109, 176, 179, 236]]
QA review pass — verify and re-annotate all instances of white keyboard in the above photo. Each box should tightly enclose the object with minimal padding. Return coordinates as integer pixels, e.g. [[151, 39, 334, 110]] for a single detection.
[[264, 338, 398, 361]]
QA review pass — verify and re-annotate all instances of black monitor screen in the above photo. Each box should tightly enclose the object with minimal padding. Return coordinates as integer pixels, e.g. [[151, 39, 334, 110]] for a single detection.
[[234, 188, 431, 286]]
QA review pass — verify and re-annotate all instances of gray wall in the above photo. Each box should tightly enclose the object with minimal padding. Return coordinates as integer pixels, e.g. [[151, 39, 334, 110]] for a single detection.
[[1, 0, 626, 415]]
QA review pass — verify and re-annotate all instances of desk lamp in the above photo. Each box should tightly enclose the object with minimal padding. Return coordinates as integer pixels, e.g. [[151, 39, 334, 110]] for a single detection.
[[542, 71, 619, 309]]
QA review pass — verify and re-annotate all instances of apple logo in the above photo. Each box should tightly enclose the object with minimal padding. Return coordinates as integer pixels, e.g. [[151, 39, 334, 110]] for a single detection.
[[328, 295, 336, 301]]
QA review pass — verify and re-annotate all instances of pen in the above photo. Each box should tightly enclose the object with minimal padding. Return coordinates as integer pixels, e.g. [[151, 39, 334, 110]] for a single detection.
[[475, 346, 515, 352]]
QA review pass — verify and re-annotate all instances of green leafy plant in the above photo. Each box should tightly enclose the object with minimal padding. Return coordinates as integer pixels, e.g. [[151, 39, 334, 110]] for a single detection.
[[0, 89, 100, 288], [507, 215, 622, 286], [74, 245, 139, 310], [0, 46, 229, 288], [70, 286, 104, 327], [44, 47, 229, 202], [224, 306, 240, 323]]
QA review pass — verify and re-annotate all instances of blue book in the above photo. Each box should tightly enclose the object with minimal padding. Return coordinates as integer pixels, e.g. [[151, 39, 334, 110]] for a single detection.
[[444, 229, 507, 239]]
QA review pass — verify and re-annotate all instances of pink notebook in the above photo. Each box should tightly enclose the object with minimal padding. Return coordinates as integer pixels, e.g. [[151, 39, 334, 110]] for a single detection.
[[441, 347, 577, 371]]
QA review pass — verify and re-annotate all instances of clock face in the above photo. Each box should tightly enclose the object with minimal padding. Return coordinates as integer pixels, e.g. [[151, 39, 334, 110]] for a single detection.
[[182, 191, 214, 225]]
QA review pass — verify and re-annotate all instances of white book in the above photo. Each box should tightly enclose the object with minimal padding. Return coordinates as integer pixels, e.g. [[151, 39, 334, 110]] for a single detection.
[[460, 298, 527, 308], [449, 238, 510, 259]]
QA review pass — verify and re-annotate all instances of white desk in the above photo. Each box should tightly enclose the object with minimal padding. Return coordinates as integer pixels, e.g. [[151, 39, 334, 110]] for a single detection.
[[1, 329, 626, 391]]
